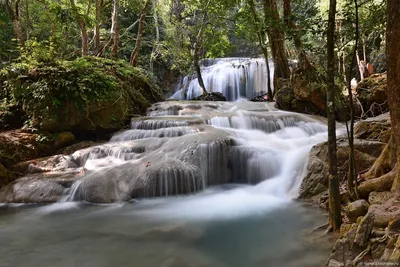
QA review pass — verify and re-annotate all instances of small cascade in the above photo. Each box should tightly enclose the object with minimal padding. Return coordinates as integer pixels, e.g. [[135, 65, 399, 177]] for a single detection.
[[131, 120, 189, 130], [61, 180, 82, 202], [194, 140, 231, 187], [171, 58, 274, 101], [110, 127, 199, 142], [72, 142, 146, 167]]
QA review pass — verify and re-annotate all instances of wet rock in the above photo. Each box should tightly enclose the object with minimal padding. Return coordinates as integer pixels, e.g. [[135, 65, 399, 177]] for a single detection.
[[0, 176, 66, 203], [0, 130, 54, 169], [369, 191, 392, 205], [356, 73, 388, 118], [390, 235, 400, 261], [54, 132, 76, 149], [329, 224, 358, 263], [368, 197, 400, 228], [327, 259, 344, 267], [345, 200, 370, 223], [299, 138, 385, 202], [60, 141, 103, 155], [250, 93, 270, 102], [192, 92, 226, 101], [352, 213, 374, 249]]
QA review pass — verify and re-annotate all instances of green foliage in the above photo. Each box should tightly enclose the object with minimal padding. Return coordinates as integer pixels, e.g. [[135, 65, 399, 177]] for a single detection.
[[0, 57, 163, 131]]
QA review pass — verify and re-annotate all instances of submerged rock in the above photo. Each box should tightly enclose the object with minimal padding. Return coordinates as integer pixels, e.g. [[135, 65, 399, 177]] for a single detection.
[[192, 92, 226, 101]]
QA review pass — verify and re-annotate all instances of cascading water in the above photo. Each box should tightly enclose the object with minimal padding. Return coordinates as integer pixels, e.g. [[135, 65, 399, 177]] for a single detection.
[[0, 61, 334, 267], [171, 58, 274, 101]]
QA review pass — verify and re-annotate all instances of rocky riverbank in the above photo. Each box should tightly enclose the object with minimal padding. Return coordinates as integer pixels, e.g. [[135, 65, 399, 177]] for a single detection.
[[299, 113, 400, 265]]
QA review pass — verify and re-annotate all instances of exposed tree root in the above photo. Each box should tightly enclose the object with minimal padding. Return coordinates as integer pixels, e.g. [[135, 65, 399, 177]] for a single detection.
[[364, 135, 397, 180], [308, 222, 329, 234], [358, 167, 396, 197]]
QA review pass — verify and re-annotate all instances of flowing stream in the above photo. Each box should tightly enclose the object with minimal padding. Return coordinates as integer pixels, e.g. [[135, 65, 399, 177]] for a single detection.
[[0, 58, 333, 267]]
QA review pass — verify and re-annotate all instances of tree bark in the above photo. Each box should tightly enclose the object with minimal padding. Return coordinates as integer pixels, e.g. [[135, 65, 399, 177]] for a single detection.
[[345, 0, 359, 200], [327, 0, 342, 231], [283, 0, 309, 69], [130, 0, 151, 67], [248, 0, 272, 100], [149, 0, 160, 72], [69, 0, 88, 56], [262, 0, 290, 91], [5, 0, 25, 47], [386, 0, 400, 192], [110, 0, 119, 58], [94, 0, 100, 54]]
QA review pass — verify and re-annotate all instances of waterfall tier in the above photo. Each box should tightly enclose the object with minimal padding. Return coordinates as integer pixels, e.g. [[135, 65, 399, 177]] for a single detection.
[[171, 58, 274, 101], [0, 100, 328, 204]]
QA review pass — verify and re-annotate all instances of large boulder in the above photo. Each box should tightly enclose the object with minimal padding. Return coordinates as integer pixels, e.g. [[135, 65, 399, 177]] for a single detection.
[[0, 130, 54, 169], [54, 132, 76, 149], [354, 112, 391, 143], [275, 77, 350, 121], [356, 73, 388, 118], [299, 138, 385, 202], [0, 57, 164, 134]]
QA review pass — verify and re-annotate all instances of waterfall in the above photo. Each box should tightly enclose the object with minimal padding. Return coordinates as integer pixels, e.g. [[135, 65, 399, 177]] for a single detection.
[[59, 100, 327, 203], [171, 58, 274, 101]]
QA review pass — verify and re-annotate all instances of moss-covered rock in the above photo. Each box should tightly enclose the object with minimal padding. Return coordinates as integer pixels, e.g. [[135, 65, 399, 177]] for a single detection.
[[356, 73, 388, 118], [0, 57, 164, 133]]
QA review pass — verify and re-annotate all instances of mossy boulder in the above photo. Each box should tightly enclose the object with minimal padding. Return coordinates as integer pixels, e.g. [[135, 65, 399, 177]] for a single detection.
[[356, 73, 388, 118], [0, 57, 164, 133]]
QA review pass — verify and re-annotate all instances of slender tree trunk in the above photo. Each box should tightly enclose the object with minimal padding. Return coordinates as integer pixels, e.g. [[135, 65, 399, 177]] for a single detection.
[[327, 0, 342, 231], [6, 0, 25, 47], [262, 0, 290, 91], [283, 0, 308, 69], [130, 0, 151, 67], [25, 0, 30, 40], [149, 0, 160, 72], [94, 0, 100, 54], [248, 0, 272, 100], [346, 0, 359, 200], [386, 0, 400, 192], [38, 0, 55, 58], [69, 0, 88, 56], [193, 21, 207, 94], [110, 0, 119, 58]]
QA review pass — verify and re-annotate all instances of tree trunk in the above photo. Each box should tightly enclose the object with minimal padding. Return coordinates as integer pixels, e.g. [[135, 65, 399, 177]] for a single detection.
[[327, 0, 342, 231], [283, 0, 309, 70], [94, 0, 100, 54], [69, 0, 88, 56], [6, 0, 25, 47], [130, 0, 151, 67], [262, 0, 290, 91], [386, 0, 400, 192], [110, 0, 119, 58], [248, 0, 272, 100], [345, 0, 359, 200], [149, 0, 160, 72]]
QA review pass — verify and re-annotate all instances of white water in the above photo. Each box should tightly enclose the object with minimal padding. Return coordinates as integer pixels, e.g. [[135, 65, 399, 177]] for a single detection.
[[171, 58, 274, 101]]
